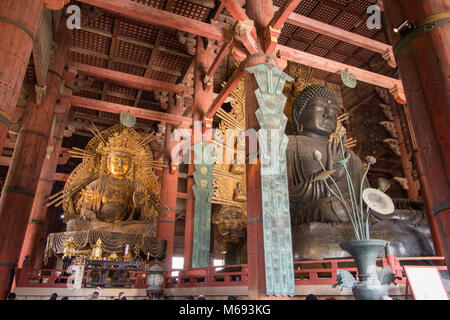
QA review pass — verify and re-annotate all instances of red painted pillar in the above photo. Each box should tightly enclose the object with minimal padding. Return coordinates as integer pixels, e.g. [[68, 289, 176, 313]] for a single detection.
[[0, 0, 44, 153], [0, 18, 69, 298], [18, 81, 73, 270], [383, 0, 450, 269], [158, 94, 183, 271], [183, 36, 215, 270]]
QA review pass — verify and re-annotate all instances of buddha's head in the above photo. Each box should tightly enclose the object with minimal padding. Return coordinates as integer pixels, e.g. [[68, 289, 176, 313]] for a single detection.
[[292, 85, 339, 139], [108, 152, 132, 178]]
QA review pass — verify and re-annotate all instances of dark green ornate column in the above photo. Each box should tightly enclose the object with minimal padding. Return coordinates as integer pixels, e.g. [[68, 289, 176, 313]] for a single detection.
[[246, 62, 294, 296], [191, 141, 215, 268]]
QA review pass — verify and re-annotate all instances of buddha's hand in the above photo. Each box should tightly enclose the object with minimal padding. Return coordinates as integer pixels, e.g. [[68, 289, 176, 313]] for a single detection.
[[80, 208, 97, 221], [326, 134, 347, 180]]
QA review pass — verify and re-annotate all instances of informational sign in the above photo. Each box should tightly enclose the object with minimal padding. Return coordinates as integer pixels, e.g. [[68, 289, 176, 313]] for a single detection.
[[404, 266, 449, 300], [67, 265, 85, 290]]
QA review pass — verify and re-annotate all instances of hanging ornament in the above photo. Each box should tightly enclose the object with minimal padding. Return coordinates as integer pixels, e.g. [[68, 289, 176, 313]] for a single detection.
[[120, 111, 136, 128], [340, 69, 357, 88]]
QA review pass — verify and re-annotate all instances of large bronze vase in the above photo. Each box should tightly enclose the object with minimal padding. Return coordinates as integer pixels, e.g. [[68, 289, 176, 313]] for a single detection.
[[339, 239, 388, 300]]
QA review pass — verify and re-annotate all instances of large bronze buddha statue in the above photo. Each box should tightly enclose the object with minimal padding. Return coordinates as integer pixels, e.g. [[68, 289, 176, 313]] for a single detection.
[[286, 85, 434, 260]]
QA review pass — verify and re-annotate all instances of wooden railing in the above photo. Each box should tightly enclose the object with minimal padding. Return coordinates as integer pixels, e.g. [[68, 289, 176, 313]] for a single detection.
[[164, 264, 248, 288], [14, 268, 149, 289], [15, 257, 445, 289]]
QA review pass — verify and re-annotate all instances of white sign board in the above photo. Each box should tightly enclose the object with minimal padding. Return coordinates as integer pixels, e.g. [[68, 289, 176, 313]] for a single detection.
[[67, 265, 85, 290], [404, 266, 449, 300]]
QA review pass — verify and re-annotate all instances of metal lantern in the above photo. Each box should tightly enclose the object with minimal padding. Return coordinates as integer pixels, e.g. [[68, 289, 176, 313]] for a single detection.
[[90, 238, 103, 260], [63, 237, 77, 258], [146, 263, 164, 295]]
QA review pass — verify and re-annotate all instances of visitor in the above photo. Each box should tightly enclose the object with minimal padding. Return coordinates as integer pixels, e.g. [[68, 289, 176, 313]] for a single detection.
[[305, 294, 318, 300], [61, 296, 69, 300], [49, 293, 58, 300], [227, 295, 238, 300], [118, 292, 127, 300], [186, 295, 195, 300], [6, 292, 16, 300], [86, 287, 102, 300], [197, 295, 206, 300]]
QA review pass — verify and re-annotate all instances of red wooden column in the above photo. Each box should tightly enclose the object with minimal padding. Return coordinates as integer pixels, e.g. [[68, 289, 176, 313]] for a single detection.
[[0, 0, 44, 153], [0, 18, 70, 298], [384, 1, 450, 268], [183, 36, 215, 270], [244, 0, 274, 300], [18, 75, 75, 270], [157, 93, 183, 271]]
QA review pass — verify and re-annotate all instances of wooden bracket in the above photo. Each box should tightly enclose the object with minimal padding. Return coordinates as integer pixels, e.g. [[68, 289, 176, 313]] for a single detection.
[[383, 48, 397, 68], [235, 20, 260, 55], [35, 85, 47, 105], [389, 85, 407, 105], [264, 26, 281, 55]]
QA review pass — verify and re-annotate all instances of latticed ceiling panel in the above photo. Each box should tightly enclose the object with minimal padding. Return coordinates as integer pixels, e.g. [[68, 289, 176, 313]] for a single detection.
[[353, 22, 379, 38], [172, 0, 213, 21], [330, 0, 350, 6], [295, 0, 320, 16], [314, 34, 340, 49], [348, 0, 372, 14], [306, 45, 329, 57], [70, 51, 107, 68], [104, 95, 135, 106], [333, 41, 359, 55], [118, 18, 160, 44], [130, 0, 164, 9], [345, 57, 365, 68], [73, 106, 98, 116], [326, 51, 348, 63], [353, 47, 376, 62], [84, 12, 114, 33], [110, 60, 146, 77], [75, 90, 102, 101], [160, 30, 189, 53], [332, 10, 361, 31], [152, 50, 190, 73], [148, 70, 179, 83], [309, 2, 341, 24], [292, 27, 319, 43], [108, 84, 138, 98], [286, 38, 309, 51], [72, 29, 111, 56], [114, 40, 152, 65]]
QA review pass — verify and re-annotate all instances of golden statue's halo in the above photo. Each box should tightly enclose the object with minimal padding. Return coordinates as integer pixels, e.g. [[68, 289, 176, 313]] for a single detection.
[[62, 124, 161, 220]]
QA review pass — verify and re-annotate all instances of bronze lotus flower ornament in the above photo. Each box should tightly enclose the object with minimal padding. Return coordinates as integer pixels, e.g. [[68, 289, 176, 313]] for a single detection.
[[312, 129, 394, 240]]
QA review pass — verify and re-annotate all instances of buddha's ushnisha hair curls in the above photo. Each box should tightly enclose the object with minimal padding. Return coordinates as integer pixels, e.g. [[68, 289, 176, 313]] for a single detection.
[[293, 85, 339, 134]]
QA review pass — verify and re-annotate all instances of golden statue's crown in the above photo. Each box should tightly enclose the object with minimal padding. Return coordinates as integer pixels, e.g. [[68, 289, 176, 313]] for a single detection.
[[98, 127, 142, 158]]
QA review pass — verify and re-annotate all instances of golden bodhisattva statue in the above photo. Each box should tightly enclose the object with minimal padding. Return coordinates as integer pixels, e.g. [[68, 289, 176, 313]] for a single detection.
[[44, 124, 168, 263]]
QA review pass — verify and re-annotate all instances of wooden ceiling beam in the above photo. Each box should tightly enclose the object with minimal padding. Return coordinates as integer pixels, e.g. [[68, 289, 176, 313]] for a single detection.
[[207, 40, 233, 78], [277, 45, 405, 101], [206, 62, 246, 118], [268, 0, 303, 31], [71, 95, 192, 126], [134, 0, 175, 108], [276, 6, 396, 68], [69, 62, 194, 95], [77, 0, 233, 42]]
